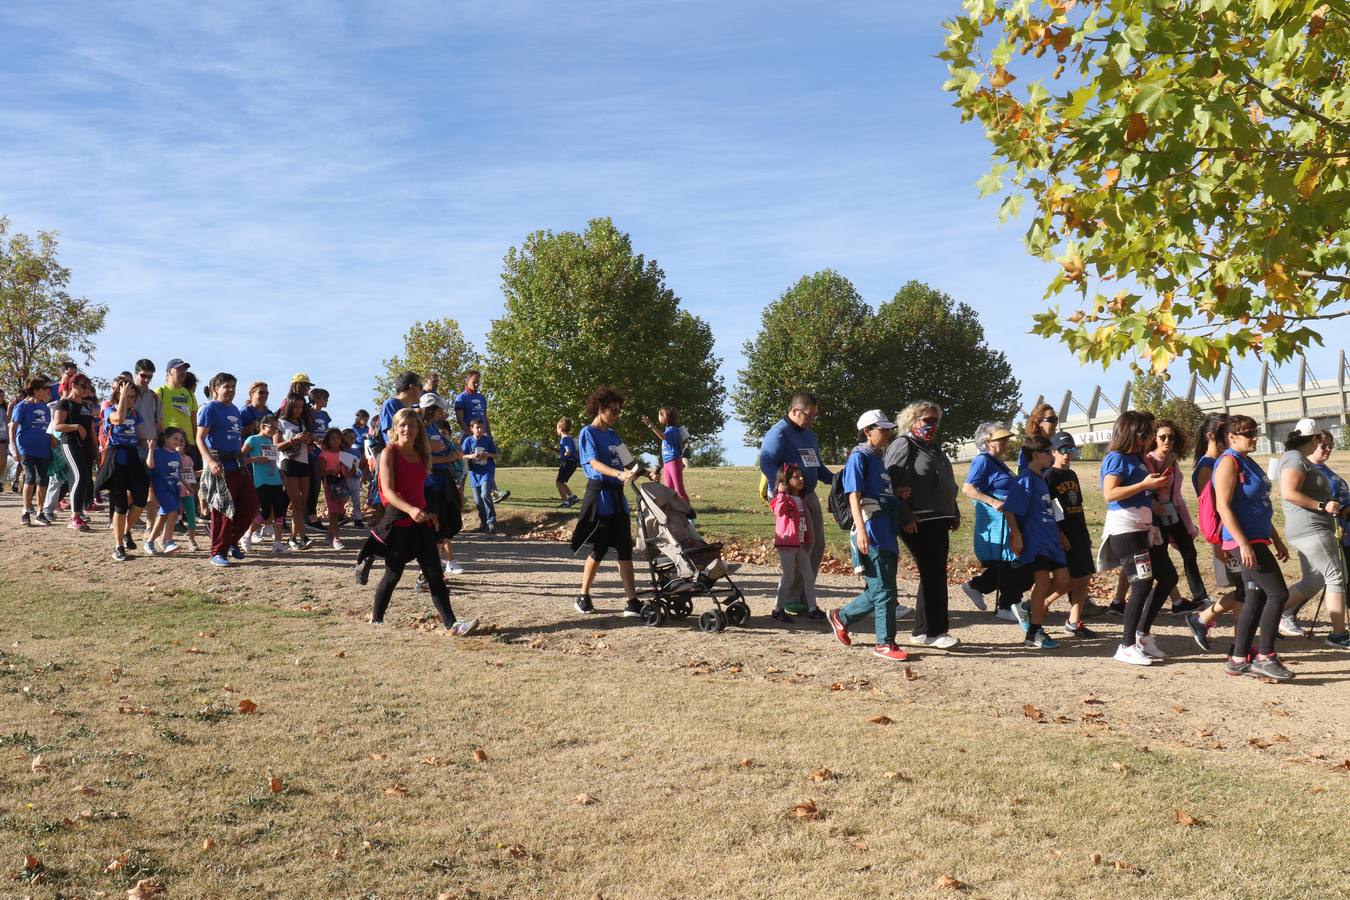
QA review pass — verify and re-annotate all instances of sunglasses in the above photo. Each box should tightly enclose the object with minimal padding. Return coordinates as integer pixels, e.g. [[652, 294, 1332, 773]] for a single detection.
[[1156, 434, 1175, 442], [1043, 416, 1059, 423], [1230, 430, 1258, 439]]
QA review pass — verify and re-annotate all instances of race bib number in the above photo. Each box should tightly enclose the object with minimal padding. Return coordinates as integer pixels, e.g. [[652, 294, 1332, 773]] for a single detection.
[[1052, 498, 1065, 522], [798, 448, 820, 470], [262, 446, 279, 461]]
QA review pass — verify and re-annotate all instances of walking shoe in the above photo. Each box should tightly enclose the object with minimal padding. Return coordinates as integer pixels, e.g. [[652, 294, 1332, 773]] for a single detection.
[[331, 538, 346, 551], [35, 511, 53, 526], [872, 643, 909, 662], [351, 519, 366, 529], [485, 524, 497, 534], [1186, 613, 1213, 652], [1025, 628, 1059, 650], [240, 532, 253, 550], [1326, 631, 1350, 649], [828, 609, 852, 646], [769, 609, 794, 624], [209, 554, 231, 567], [230, 543, 246, 560], [1113, 643, 1153, 666], [805, 608, 826, 620], [1106, 601, 1126, 617], [111, 545, 128, 562], [300, 536, 314, 550], [895, 604, 914, 620], [961, 580, 987, 611], [288, 539, 303, 552], [445, 560, 465, 575], [994, 607, 1017, 621], [415, 576, 429, 593], [565, 494, 580, 507], [1170, 598, 1205, 615], [68, 515, 86, 531], [273, 541, 288, 555], [1136, 633, 1166, 659], [575, 594, 595, 615], [902, 633, 929, 647], [162, 541, 180, 555], [1012, 600, 1029, 627], [1064, 620, 1099, 638], [493, 490, 511, 503], [1224, 656, 1252, 677], [1250, 654, 1294, 681], [123, 534, 136, 550], [145, 540, 160, 556], [449, 618, 479, 637], [927, 633, 960, 650], [1278, 615, 1308, 639], [354, 556, 373, 585], [622, 599, 643, 618]]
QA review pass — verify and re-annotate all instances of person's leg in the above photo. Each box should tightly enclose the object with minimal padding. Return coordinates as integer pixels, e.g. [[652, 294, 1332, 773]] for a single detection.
[[20, 459, 37, 512], [775, 548, 800, 614], [289, 477, 309, 540], [797, 549, 819, 613], [580, 550, 606, 596], [556, 476, 571, 501], [802, 490, 825, 580], [1109, 531, 1154, 649], [1249, 545, 1290, 658], [969, 564, 997, 595], [873, 549, 899, 645], [346, 475, 363, 522], [665, 458, 689, 503], [839, 537, 879, 629], [483, 488, 496, 531], [1139, 544, 1179, 635], [226, 471, 258, 549], [371, 528, 412, 623], [1171, 525, 1208, 602], [1067, 577, 1090, 624], [305, 465, 320, 522], [61, 443, 83, 518], [900, 523, 947, 637], [411, 526, 458, 627]]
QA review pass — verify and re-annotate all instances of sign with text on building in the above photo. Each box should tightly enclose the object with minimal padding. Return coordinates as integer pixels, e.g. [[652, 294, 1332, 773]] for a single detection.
[[1074, 430, 1114, 446]]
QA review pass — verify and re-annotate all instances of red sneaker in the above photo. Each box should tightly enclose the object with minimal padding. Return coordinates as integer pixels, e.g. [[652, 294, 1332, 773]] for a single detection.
[[828, 609, 851, 646], [872, 643, 909, 662]]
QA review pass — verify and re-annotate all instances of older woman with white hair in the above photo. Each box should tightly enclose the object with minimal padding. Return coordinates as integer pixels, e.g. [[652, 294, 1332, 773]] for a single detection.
[[886, 400, 961, 649], [960, 421, 1025, 619]]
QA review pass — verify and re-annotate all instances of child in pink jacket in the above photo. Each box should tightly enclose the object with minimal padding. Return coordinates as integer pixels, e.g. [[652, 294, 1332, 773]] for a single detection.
[[771, 463, 820, 623]]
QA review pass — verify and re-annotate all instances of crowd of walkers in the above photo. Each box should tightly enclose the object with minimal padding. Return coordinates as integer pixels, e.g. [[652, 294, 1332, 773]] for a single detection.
[[8, 364, 1347, 682]]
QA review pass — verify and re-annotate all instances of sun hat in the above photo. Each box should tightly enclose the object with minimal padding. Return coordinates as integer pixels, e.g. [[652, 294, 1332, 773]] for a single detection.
[[988, 426, 1015, 441], [418, 392, 447, 410], [856, 409, 897, 431], [291, 372, 312, 385]]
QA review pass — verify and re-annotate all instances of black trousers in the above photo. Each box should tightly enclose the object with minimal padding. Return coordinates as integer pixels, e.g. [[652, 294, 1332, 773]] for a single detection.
[[1234, 543, 1288, 658], [1161, 519, 1208, 601], [901, 520, 950, 637], [1109, 531, 1179, 644], [970, 561, 1025, 609], [372, 524, 456, 627]]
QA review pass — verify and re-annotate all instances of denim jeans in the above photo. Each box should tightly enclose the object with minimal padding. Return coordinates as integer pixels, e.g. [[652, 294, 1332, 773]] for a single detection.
[[840, 539, 898, 646], [471, 479, 496, 529]]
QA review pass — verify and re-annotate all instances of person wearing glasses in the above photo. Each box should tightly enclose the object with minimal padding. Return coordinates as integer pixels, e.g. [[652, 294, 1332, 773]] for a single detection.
[[960, 422, 1026, 620], [1214, 415, 1294, 679], [1099, 410, 1178, 666], [1277, 421, 1347, 646], [1184, 413, 1246, 651], [1145, 419, 1208, 616], [1017, 403, 1060, 473], [239, 382, 273, 438], [887, 401, 960, 649], [758, 392, 835, 617]]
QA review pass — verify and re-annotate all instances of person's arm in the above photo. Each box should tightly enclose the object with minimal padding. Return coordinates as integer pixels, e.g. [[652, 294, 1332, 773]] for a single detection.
[[7, 418, 17, 458], [53, 406, 81, 436], [1212, 455, 1253, 567], [848, 490, 868, 555], [1281, 462, 1342, 516], [243, 440, 268, 467], [1002, 509, 1024, 556], [1102, 469, 1169, 503], [583, 436, 635, 482], [639, 415, 664, 441], [378, 447, 433, 524], [886, 440, 918, 531], [196, 425, 221, 477]]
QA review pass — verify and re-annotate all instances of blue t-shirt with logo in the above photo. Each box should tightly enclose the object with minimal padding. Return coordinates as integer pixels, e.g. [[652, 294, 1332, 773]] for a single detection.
[[148, 447, 182, 503], [579, 424, 627, 516], [461, 433, 497, 486], [1004, 469, 1066, 566], [559, 434, 577, 462], [965, 451, 1016, 497], [106, 408, 141, 464], [840, 445, 898, 555], [351, 422, 368, 455], [239, 404, 273, 433], [1100, 451, 1152, 510], [310, 408, 331, 444], [427, 420, 453, 476], [455, 390, 488, 431], [379, 398, 404, 442], [196, 401, 244, 469], [10, 399, 52, 458], [661, 425, 682, 464]]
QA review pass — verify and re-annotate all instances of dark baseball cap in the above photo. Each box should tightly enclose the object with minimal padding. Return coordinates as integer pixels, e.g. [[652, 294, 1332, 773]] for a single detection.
[[1051, 431, 1077, 451], [166, 358, 190, 371]]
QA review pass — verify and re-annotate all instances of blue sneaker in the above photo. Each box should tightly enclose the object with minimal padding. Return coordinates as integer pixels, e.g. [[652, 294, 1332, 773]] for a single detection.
[[229, 543, 245, 560], [1012, 600, 1029, 627], [1025, 627, 1059, 650], [209, 554, 231, 567]]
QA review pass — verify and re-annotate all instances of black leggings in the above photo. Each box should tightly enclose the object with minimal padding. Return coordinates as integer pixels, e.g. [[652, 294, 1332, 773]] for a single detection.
[[62, 440, 94, 516], [1233, 543, 1288, 658], [970, 561, 1025, 609], [357, 534, 386, 564], [106, 456, 150, 515], [1109, 530, 1179, 644], [372, 524, 457, 627], [1162, 519, 1208, 601], [901, 520, 950, 637]]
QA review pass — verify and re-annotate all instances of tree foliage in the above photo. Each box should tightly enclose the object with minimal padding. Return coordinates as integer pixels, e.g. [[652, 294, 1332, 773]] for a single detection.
[[1130, 372, 1205, 439], [688, 438, 730, 468], [733, 272, 1020, 459], [373, 317, 479, 406], [942, 0, 1350, 378], [484, 218, 725, 458], [0, 218, 107, 391]]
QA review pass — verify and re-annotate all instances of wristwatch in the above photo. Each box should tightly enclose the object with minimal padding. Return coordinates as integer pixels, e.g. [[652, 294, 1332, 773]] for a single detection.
[[1317, 500, 1327, 512]]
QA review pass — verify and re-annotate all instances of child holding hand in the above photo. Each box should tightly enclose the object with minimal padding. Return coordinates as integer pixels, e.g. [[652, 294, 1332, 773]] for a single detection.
[[771, 463, 819, 623]]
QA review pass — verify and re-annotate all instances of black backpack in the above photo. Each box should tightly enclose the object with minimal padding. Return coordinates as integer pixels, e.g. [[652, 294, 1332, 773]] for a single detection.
[[826, 437, 917, 531]]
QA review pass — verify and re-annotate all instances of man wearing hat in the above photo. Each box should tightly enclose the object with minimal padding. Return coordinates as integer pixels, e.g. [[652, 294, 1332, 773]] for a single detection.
[[158, 359, 197, 450]]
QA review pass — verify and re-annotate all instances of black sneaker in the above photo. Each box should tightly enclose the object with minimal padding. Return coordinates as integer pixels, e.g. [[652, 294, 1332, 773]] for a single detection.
[[1106, 601, 1125, 618], [19, 510, 32, 526], [123, 534, 136, 550], [112, 545, 128, 563], [1326, 631, 1350, 650], [1171, 598, 1205, 615], [1064, 620, 1099, 638], [1249, 654, 1294, 681], [1186, 612, 1213, 652], [805, 608, 827, 620], [770, 609, 793, 624], [622, 599, 643, 618], [574, 594, 595, 615], [354, 556, 373, 586], [35, 511, 53, 526]]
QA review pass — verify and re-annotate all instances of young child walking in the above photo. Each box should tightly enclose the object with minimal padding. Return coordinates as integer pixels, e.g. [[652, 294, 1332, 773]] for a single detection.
[[317, 428, 356, 550], [770, 463, 818, 623], [1043, 432, 1097, 637], [1002, 434, 1066, 650], [461, 419, 498, 533], [556, 417, 579, 507], [145, 428, 185, 555], [640, 407, 689, 502], [243, 416, 288, 554]]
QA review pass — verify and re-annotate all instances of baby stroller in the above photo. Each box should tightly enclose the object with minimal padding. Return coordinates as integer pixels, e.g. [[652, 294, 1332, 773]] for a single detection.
[[630, 479, 750, 633]]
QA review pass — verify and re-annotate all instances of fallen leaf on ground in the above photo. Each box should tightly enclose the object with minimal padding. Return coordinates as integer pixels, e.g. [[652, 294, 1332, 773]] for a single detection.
[[507, 843, 528, 859], [884, 771, 911, 782], [128, 878, 163, 899], [1273, 734, 1290, 743], [849, 837, 869, 851], [830, 682, 846, 691], [1175, 809, 1198, 827], [185, 647, 203, 654], [331, 848, 345, 860], [1271, 708, 1290, 717], [1090, 852, 1103, 865], [903, 667, 920, 681], [1023, 703, 1044, 721], [1169, 705, 1187, 714], [472, 748, 488, 763], [369, 753, 387, 761], [421, 756, 447, 767], [73, 784, 97, 796], [23, 854, 40, 871], [1249, 737, 1272, 750], [77, 808, 93, 820], [1110, 762, 1130, 773], [198, 631, 215, 638], [384, 783, 408, 797], [810, 767, 833, 782], [936, 874, 967, 890], [106, 852, 129, 872], [738, 758, 754, 768], [575, 793, 598, 805], [30, 753, 47, 774], [201, 837, 216, 851], [222, 684, 238, 692], [1081, 696, 1104, 705], [1309, 751, 1327, 760], [269, 776, 284, 794], [868, 715, 892, 726], [334, 650, 346, 658], [1311, 785, 1326, 794], [237, 699, 258, 714], [792, 799, 821, 820], [1048, 848, 1064, 859], [1113, 860, 1144, 875]]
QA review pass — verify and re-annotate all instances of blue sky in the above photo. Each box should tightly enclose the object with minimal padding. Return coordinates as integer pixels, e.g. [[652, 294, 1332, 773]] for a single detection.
[[2, 1, 1345, 462]]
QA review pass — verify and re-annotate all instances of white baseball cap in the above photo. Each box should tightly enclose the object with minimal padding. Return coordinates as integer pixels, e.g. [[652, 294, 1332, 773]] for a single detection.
[[856, 409, 897, 431], [1293, 417, 1316, 435]]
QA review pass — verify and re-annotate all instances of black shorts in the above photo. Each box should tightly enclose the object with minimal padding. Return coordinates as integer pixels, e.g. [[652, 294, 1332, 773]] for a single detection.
[[586, 512, 633, 562], [1063, 540, 1095, 580], [557, 460, 578, 484], [257, 483, 289, 519], [1024, 554, 1066, 574], [20, 456, 51, 487], [280, 459, 312, 479]]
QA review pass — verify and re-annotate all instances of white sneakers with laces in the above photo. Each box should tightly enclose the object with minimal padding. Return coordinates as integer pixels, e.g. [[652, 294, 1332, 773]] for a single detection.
[[1113, 643, 1153, 666]]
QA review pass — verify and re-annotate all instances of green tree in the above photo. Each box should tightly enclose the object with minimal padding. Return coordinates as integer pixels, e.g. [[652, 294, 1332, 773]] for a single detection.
[[373, 317, 479, 406], [870, 281, 1021, 447], [732, 270, 875, 460], [485, 218, 725, 459], [1130, 372, 1205, 441], [688, 438, 730, 468], [942, 0, 1350, 378], [0, 219, 107, 391]]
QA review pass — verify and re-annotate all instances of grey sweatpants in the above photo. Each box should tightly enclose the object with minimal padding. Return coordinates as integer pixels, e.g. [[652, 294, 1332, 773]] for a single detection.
[[803, 490, 825, 585], [776, 547, 818, 612]]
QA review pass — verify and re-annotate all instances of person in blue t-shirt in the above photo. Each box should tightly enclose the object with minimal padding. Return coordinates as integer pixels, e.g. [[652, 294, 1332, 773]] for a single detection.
[[960, 423, 1027, 617], [103, 381, 151, 561], [145, 427, 186, 556], [304, 387, 334, 528], [555, 417, 580, 507], [454, 370, 509, 504], [8, 376, 54, 524], [195, 373, 259, 568], [640, 406, 690, 503], [1000, 435, 1067, 650], [461, 419, 498, 533], [568, 385, 643, 617], [828, 410, 909, 662]]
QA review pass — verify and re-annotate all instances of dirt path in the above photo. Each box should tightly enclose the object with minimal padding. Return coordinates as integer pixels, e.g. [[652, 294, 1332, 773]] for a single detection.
[[4, 491, 1349, 774]]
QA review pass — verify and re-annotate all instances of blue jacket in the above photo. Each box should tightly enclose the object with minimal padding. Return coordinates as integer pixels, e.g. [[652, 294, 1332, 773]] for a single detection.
[[759, 418, 833, 491]]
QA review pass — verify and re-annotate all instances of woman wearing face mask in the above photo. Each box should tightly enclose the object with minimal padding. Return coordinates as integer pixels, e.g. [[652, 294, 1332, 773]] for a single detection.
[[1278, 423, 1347, 646], [887, 401, 960, 650]]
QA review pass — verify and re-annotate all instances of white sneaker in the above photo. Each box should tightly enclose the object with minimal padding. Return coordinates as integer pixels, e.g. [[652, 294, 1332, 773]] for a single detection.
[[1278, 615, 1308, 638], [895, 604, 914, 620], [1136, 633, 1166, 659], [260, 525, 275, 540], [901, 633, 929, 647], [445, 560, 465, 575], [961, 581, 987, 611], [995, 608, 1017, 622], [331, 538, 346, 551], [240, 532, 253, 549], [1114, 643, 1154, 666], [926, 633, 960, 650], [1011, 600, 1029, 627], [273, 541, 288, 555], [161, 541, 180, 555]]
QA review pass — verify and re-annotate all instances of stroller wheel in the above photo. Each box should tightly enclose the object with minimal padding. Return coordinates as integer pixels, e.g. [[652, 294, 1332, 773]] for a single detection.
[[699, 609, 727, 634], [669, 596, 693, 619], [725, 600, 751, 627], [640, 601, 664, 627]]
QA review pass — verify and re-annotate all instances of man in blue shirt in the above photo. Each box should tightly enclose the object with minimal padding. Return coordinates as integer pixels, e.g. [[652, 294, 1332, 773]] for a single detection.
[[758, 392, 834, 612], [455, 370, 509, 504]]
